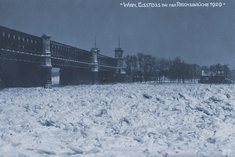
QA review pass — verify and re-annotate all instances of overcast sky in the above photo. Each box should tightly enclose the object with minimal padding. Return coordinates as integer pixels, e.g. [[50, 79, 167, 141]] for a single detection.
[[0, 0, 234, 67]]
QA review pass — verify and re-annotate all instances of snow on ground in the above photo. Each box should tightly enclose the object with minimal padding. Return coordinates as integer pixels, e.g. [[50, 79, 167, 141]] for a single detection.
[[0, 83, 235, 157]]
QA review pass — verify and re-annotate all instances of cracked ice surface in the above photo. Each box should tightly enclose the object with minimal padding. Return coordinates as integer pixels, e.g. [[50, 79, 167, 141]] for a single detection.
[[0, 83, 235, 157]]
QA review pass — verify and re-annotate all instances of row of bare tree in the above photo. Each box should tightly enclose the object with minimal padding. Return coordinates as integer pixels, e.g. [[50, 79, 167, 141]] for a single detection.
[[124, 53, 233, 83]]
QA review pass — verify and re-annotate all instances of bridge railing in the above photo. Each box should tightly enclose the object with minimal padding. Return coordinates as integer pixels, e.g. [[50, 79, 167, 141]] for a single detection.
[[0, 25, 120, 71], [50, 41, 92, 68], [0, 26, 43, 55], [98, 54, 118, 70]]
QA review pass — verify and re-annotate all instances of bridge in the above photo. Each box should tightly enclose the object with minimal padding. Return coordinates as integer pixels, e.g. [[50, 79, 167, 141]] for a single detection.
[[0, 26, 126, 88]]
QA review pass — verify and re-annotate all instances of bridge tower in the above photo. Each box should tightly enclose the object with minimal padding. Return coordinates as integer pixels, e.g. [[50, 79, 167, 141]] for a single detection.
[[115, 37, 125, 75], [91, 37, 99, 84], [41, 34, 52, 88]]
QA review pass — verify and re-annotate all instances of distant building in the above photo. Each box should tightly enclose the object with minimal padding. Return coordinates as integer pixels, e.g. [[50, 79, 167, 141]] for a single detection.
[[199, 70, 234, 84]]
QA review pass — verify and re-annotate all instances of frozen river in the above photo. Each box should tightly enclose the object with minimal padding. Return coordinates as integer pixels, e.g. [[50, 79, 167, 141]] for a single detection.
[[0, 83, 235, 157]]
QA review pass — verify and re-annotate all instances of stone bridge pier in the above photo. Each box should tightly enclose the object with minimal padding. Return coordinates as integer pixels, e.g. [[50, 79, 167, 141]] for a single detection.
[[41, 35, 52, 88], [91, 46, 99, 84]]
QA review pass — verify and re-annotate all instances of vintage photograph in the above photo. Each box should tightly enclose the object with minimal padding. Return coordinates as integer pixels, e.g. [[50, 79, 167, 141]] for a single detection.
[[0, 0, 235, 156]]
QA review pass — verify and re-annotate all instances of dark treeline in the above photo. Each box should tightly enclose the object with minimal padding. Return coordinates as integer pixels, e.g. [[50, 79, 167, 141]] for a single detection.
[[124, 53, 234, 83]]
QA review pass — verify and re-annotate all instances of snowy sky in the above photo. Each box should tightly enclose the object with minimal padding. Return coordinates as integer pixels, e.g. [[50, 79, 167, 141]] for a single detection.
[[0, 0, 234, 67]]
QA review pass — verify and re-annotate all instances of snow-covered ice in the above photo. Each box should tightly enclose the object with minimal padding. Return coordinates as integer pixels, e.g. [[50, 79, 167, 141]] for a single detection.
[[0, 83, 235, 157]]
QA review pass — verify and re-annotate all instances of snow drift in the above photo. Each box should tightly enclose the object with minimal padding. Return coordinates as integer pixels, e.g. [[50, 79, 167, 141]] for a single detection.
[[0, 83, 235, 157]]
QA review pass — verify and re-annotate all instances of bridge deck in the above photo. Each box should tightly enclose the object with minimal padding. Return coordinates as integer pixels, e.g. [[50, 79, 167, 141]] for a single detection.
[[0, 25, 118, 71]]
